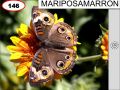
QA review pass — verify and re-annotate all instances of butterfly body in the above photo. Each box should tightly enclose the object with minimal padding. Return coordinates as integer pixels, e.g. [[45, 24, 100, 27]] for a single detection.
[[29, 6, 77, 86]]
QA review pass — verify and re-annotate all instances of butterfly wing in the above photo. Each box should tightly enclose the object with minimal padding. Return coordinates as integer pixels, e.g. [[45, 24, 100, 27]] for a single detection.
[[32, 6, 55, 41], [29, 47, 76, 86], [47, 48, 76, 74], [29, 48, 54, 86], [47, 22, 77, 47]]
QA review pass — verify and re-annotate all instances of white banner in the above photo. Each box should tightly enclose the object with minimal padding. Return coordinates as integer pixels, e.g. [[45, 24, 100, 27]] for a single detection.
[[39, 0, 120, 9]]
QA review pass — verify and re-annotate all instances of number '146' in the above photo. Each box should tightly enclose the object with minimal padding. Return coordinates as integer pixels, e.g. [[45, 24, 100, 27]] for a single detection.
[[8, 4, 19, 8]]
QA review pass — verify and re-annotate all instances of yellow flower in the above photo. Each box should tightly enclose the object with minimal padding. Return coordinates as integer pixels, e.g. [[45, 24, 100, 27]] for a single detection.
[[101, 31, 108, 60]]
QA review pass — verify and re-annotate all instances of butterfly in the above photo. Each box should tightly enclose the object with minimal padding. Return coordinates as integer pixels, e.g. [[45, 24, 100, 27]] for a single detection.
[[29, 6, 77, 86]]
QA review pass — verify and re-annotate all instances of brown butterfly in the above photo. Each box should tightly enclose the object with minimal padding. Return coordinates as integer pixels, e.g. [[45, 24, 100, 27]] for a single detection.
[[29, 6, 77, 86]]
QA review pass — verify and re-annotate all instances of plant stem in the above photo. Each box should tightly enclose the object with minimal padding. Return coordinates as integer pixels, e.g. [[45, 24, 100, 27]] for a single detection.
[[76, 54, 102, 64]]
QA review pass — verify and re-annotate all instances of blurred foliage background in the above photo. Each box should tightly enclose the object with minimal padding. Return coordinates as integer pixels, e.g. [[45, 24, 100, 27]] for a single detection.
[[0, 0, 108, 90]]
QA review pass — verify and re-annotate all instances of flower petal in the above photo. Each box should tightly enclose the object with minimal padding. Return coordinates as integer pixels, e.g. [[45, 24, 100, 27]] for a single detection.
[[10, 52, 23, 60], [77, 42, 81, 45], [103, 50, 108, 56], [75, 55, 79, 61], [54, 13, 58, 23], [17, 66, 28, 76], [57, 18, 64, 23], [101, 45, 105, 50], [10, 36, 29, 49], [16, 24, 28, 35], [27, 62, 32, 67], [7, 45, 24, 52], [73, 46, 77, 51], [102, 56, 108, 60], [101, 38, 105, 45]]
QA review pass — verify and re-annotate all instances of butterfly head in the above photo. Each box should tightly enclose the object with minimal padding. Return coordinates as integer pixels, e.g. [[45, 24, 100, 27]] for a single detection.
[[32, 6, 54, 26]]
